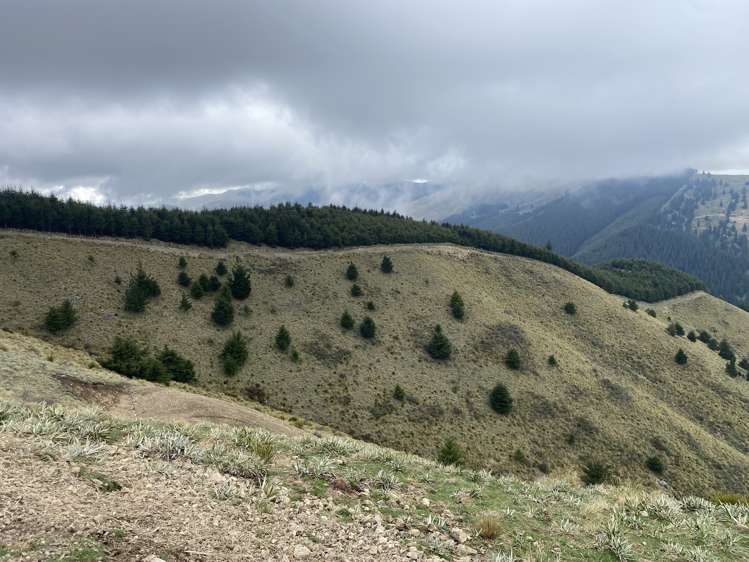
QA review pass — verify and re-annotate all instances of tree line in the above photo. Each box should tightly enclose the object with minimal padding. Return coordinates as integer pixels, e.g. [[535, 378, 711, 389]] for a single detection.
[[0, 189, 703, 301]]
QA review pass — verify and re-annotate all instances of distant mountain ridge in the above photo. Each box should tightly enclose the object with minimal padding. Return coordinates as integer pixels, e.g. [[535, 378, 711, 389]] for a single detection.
[[449, 171, 749, 306]]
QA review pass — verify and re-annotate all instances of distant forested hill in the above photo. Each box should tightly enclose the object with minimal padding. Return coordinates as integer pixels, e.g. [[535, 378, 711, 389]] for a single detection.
[[0, 189, 702, 302], [449, 171, 749, 306]]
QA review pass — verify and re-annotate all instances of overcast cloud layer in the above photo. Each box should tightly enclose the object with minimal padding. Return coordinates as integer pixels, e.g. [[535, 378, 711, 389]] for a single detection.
[[2, 0, 749, 214]]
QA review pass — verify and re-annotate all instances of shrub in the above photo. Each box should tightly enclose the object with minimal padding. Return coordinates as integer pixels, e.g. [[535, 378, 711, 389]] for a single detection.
[[450, 291, 465, 320], [489, 383, 513, 415], [437, 438, 464, 466], [505, 349, 521, 370], [179, 293, 192, 311], [114, 275, 122, 285], [740, 358, 749, 371], [623, 299, 639, 312], [350, 284, 363, 297], [667, 322, 685, 337], [158, 347, 196, 383], [687, 330, 697, 342], [426, 325, 451, 360], [178, 256, 187, 269], [380, 255, 393, 273], [221, 331, 248, 376], [198, 273, 210, 292], [393, 385, 406, 401], [45, 300, 78, 333], [229, 264, 252, 299], [708, 337, 720, 351], [340, 311, 354, 330], [177, 271, 191, 287], [698, 330, 712, 344], [646, 308, 657, 318], [366, 301, 375, 311], [563, 302, 576, 315], [211, 293, 234, 327], [275, 325, 291, 352], [190, 282, 204, 300], [646, 455, 665, 475], [215, 261, 228, 276], [475, 514, 502, 540], [9, 249, 18, 260], [547, 354, 558, 367], [291, 349, 300, 363], [674, 349, 688, 365], [346, 262, 358, 281], [581, 462, 611, 485], [359, 316, 376, 339], [284, 274, 294, 288]]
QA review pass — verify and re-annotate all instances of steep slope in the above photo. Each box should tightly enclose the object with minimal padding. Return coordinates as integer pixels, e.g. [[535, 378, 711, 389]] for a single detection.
[[1, 230, 748, 496], [5, 387, 749, 561], [653, 291, 749, 359]]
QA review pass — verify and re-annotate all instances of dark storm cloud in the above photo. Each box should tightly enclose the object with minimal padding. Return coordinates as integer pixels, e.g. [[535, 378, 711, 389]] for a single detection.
[[1, 0, 749, 213]]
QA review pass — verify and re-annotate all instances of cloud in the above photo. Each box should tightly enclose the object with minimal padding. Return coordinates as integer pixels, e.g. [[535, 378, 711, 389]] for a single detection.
[[1, 0, 749, 215]]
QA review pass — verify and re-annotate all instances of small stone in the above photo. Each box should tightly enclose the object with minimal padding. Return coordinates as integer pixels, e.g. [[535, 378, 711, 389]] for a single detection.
[[450, 527, 469, 544], [293, 544, 312, 559], [408, 528, 421, 537], [420, 498, 431, 507], [456, 544, 477, 555]]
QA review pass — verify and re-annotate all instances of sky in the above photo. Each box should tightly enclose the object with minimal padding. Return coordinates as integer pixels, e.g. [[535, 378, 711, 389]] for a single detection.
[[1, 0, 749, 216]]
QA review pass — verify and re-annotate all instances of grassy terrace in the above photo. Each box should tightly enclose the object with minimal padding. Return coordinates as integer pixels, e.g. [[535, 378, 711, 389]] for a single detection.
[[1, 400, 748, 561]]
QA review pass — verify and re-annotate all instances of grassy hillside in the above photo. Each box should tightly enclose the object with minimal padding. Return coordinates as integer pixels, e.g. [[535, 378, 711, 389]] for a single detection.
[[2, 335, 748, 561], [1, 230, 748, 499], [0, 189, 704, 302]]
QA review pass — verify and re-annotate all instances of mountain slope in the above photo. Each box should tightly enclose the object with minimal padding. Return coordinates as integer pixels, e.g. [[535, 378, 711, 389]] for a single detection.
[[4, 373, 748, 561], [450, 173, 749, 304], [1, 230, 748, 497]]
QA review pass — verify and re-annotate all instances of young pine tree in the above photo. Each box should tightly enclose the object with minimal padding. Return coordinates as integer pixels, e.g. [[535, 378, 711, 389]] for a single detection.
[[190, 281, 204, 300], [674, 349, 688, 365], [178, 256, 187, 269], [359, 316, 376, 339], [340, 310, 354, 330], [346, 262, 358, 281], [221, 331, 248, 376], [350, 284, 363, 297], [211, 292, 234, 327], [380, 255, 393, 273], [275, 325, 291, 352], [450, 291, 465, 320], [489, 383, 513, 415], [215, 260, 228, 276], [426, 325, 452, 360], [177, 271, 191, 287], [505, 349, 521, 370], [229, 264, 252, 299], [45, 300, 78, 333], [158, 347, 196, 383], [179, 293, 192, 311], [437, 438, 464, 466]]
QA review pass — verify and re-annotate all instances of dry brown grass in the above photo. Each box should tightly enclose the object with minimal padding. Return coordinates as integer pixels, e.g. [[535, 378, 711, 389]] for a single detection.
[[475, 512, 502, 539], [2, 230, 749, 495]]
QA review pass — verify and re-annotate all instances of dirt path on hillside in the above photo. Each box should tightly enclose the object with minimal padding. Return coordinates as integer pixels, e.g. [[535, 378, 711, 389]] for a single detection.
[[109, 383, 304, 436]]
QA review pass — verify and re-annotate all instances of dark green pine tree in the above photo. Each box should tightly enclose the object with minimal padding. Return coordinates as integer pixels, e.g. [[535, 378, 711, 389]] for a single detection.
[[215, 260, 228, 276], [346, 262, 359, 281], [426, 325, 451, 360], [211, 292, 234, 327], [340, 310, 354, 330], [275, 325, 291, 351], [177, 271, 191, 287], [505, 349, 521, 370], [380, 255, 393, 273], [178, 256, 187, 269], [45, 300, 78, 333], [229, 264, 252, 299], [450, 291, 465, 320], [179, 293, 192, 311], [359, 316, 376, 339], [674, 349, 688, 365], [190, 281, 204, 300], [489, 383, 513, 414]]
